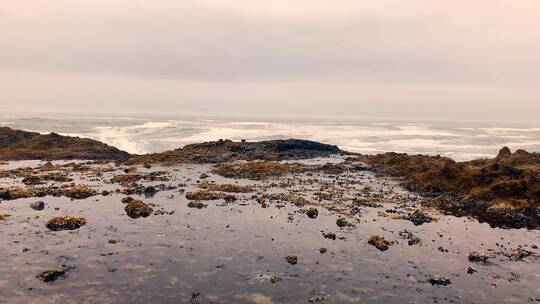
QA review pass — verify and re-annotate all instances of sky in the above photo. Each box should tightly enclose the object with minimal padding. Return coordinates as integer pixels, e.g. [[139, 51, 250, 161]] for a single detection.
[[1, 0, 539, 121]]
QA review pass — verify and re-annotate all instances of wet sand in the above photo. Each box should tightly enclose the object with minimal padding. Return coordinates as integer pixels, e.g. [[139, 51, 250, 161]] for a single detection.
[[0, 157, 539, 303]]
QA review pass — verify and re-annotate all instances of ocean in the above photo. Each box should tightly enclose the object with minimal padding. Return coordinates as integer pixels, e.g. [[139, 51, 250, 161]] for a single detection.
[[1, 113, 540, 161]]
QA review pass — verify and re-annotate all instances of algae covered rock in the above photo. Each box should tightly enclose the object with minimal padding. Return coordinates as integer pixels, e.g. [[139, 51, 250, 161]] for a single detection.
[[36, 269, 66, 283], [45, 216, 87, 231], [125, 199, 153, 219], [368, 235, 392, 251]]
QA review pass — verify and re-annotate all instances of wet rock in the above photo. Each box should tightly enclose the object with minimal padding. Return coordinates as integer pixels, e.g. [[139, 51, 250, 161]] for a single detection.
[[270, 273, 281, 284], [406, 210, 433, 226], [199, 183, 254, 193], [121, 196, 134, 204], [309, 295, 325, 303], [45, 216, 87, 231], [185, 190, 236, 202], [285, 255, 298, 265], [336, 218, 352, 227], [30, 201, 45, 211], [36, 269, 66, 283], [428, 274, 451, 286], [322, 232, 336, 240], [319, 248, 327, 254], [124, 200, 153, 219], [398, 230, 422, 245], [101, 190, 110, 196], [187, 201, 208, 209], [368, 235, 392, 251], [126, 139, 341, 165], [503, 247, 533, 261], [468, 251, 490, 263], [306, 207, 319, 219], [64, 185, 98, 200], [466, 267, 477, 274], [143, 186, 157, 197], [0, 214, 10, 221]]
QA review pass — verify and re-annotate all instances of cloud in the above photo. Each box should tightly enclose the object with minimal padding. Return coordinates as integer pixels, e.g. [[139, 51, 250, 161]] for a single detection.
[[0, 0, 539, 120]]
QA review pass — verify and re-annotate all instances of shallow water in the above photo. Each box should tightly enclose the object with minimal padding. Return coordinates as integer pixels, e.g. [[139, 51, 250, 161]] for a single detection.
[[0, 159, 539, 303]]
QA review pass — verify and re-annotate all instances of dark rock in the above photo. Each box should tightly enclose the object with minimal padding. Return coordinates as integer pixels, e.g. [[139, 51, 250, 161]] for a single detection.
[[187, 201, 207, 209], [0, 127, 131, 161], [428, 275, 451, 286], [336, 218, 352, 227], [468, 251, 490, 263], [30, 201, 45, 211], [498, 147, 512, 158], [368, 235, 391, 251], [306, 207, 319, 219], [406, 210, 433, 226], [121, 196, 134, 204], [322, 232, 336, 240], [36, 269, 66, 283], [285, 255, 298, 265]]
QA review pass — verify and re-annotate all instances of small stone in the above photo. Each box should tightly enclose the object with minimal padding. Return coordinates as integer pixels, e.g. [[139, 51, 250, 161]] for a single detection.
[[336, 218, 352, 227], [466, 267, 477, 274], [121, 196, 134, 204], [368, 235, 391, 251], [30, 201, 45, 211], [428, 274, 451, 286], [36, 270, 66, 283], [406, 210, 432, 226], [187, 201, 207, 209], [285, 255, 298, 265], [306, 207, 319, 219], [468, 251, 490, 263], [309, 295, 325, 303], [319, 248, 327, 254], [322, 232, 336, 240]]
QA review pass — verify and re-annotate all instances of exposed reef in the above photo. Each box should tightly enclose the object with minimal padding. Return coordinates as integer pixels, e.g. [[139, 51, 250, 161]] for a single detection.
[[0, 127, 131, 161]]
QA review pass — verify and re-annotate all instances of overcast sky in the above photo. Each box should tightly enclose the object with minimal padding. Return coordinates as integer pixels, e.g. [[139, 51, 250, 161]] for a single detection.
[[1, 0, 539, 121]]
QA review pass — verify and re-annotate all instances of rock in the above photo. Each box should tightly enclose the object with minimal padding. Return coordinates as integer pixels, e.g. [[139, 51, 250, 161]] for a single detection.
[[406, 210, 432, 226], [503, 247, 532, 261], [30, 201, 45, 211], [466, 267, 477, 274], [468, 251, 490, 263], [322, 232, 336, 240], [309, 295, 325, 303], [187, 201, 207, 209], [399, 230, 422, 245], [319, 248, 327, 254], [336, 218, 352, 227], [269, 273, 281, 284], [306, 207, 319, 219], [368, 235, 391, 251], [121, 196, 134, 204], [36, 269, 66, 283], [101, 190, 110, 196], [428, 274, 451, 286], [125, 200, 153, 219], [45, 216, 87, 231], [285, 255, 298, 265], [498, 147, 512, 158], [0, 127, 131, 161]]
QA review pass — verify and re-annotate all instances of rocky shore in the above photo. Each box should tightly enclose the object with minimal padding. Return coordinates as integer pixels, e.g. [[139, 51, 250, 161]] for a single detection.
[[0, 127, 539, 303]]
